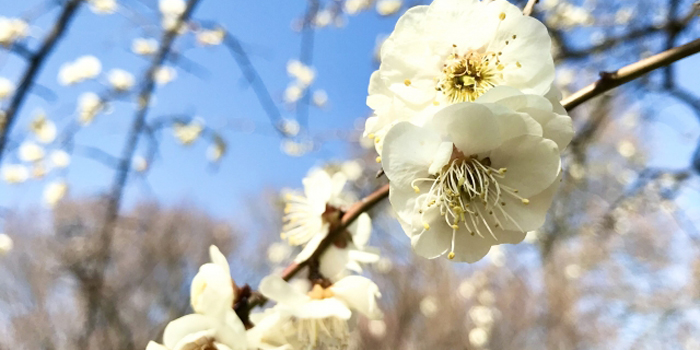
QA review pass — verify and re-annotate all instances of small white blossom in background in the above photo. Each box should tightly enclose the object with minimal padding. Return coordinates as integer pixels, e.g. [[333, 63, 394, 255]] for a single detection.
[[341, 160, 363, 182], [2, 164, 29, 184], [365, 0, 558, 154], [469, 305, 494, 327], [376, 0, 402, 16], [88, 0, 117, 14], [107, 69, 135, 91], [367, 319, 387, 338], [477, 290, 495, 306], [544, 2, 594, 28], [44, 181, 68, 208], [0, 17, 28, 46], [132, 38, 158, 55], [279, 118, 300, 136], [617, 140, 637, 158], [266, 242, 292, 264], [381, 87, 570, 262], [565, 264, 582, 280], [458, 280, 475, 299], [344, 0, 371, 15], [0, 233, 12, 255], [280, 139, 311, 157], [173, 119, 204, 145], [32, 161, 47, 179], [615, 8, 633, 25], [159, 0, 187, 32], [154, 66, 177, 85], [0, 77, 14, 99], [206, 138, 226, 163], [469, 327, 489, 348], [77, 92, 103, 125], [58, 55, 102, 85], [312, 89, 328, 108], [196, 28, 225, 46], [19, 142, 45, 162], [374, 257, 393, 274], [147, 246, 248, 350], [28, 112, 57, 144], [132, 155, 148, 172], [314, 10, 333, 27], [284, 83, 304, 104], [419, 296, 438, 318], [249, 275, 382, 350], [287, 60, 315, 87], [50, 150, 71, 169]]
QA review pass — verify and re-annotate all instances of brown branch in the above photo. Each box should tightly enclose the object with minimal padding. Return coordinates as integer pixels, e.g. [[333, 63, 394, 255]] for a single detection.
[[522, 0, 538, 16], [562, 38, 700, 111], [0, 0, 82, 164]]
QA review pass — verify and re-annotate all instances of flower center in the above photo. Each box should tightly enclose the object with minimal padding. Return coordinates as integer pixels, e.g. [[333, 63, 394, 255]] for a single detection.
[[436, 49, 503, 103], [411, 155, 530, 259], [284, 317, 350, 350], [183, 336, 219, 350]]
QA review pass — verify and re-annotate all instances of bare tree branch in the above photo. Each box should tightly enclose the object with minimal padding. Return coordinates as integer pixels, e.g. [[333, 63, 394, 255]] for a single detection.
[[522, 0, 538, 16]]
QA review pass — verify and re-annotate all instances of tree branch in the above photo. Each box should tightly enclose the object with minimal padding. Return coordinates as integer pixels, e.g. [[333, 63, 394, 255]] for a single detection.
[[522, 0, 538, 16], [0, 0, 82, 163], [562, 38, 700, 111]]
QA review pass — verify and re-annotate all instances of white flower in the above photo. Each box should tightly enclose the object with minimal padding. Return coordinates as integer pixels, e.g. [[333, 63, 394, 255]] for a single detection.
[[419, 296, 438, 317], [132, 155, 149, 172], [132, 38, 158, 55], [78, 92, 103, 125], [108, 69, 135, 91], [44, 181, 68, 207], [19, 142, 45, 162], [59, 56, 102, 85], [173, 119, 204, 145], [376, 0, 402, 16], [0, 77, 14, 99], [380, 89, 566, 262], [314, 10, 333, 27], [266, 242, 292, 264], [159, 0, 186, 16], [366, 0, 555, 152], [250, 275, 382, 349], [197, 28, 225, 46], [50, 150, 71, 169], [1, 164, 28, 184], [344, 0, 371, 15], [280, 140, 311, 157], [281, 169, 349, 248], [312, 90, 328, 107], [286, 60, 315, 87], [0, 233, 12, 255], [0, 17, 28, 46], [469, 327, 489, 347], [341, 160, 363, 181], [283, 84, 304, 104], [207, 138, 226, 163], [88, 0, 117, 14], [154, 66, 177, 85], [29, 113, 57, 144], [280, 118, 300, 136]]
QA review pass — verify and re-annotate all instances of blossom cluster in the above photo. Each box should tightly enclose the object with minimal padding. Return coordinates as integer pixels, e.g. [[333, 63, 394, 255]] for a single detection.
[[364, 0, 573, 262]]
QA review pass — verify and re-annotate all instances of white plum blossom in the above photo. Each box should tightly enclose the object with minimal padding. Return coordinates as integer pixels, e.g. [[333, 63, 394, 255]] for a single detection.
[[376, 0, 403, 16], [196, 28, 225, 46], [50, 150, 71, 169], [108, 69, 135, 91], [59, 56, 102, 85], [380, 88, 568, 262], [132, 38, 158, 55], [344, 0, 371, 15], [173, 119, 204, 145], [2, 164, 29, 184], [19, 142, 45, 162], [78, 92, 103, 125], [0, 77, 14, 99], [365, 0, 555, 152], [312, 90, 328, 107], [281, 169, 349, 250], [133, 155, 149, 172], [88, 0, 118, 14], [0, 17, 28, 46], [207, 139, 226, 163], [147, 246, 248, 350], [287, 60, 315, 87], [160, 0, 187, 32], [249, 275, 382, 350], [44, 180, 68, 207], [0, 233, 12, 255], [29, 113, 57, 144], [154, 66, 177, 85]]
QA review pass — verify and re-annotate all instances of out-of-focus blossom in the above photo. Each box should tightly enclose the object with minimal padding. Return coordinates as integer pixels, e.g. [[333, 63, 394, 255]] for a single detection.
[[312, 89, 328, 107], [0, 233, 13, 255], [196, 28, 225, 46], [341, 160, 363, 181], [280, 118, 300, 136], [249, 275, 382, 350], [368, 319, 387, 338], [132, 38, 158, 55], [281, 139, 311, 157], [419, 296, 438, 318], [132, 155, 149, 172], [19, 142, 45, 162], [88, 0, 117, 14], [287, 60, 315, 87], [154, 66, 177, 85], [159, 0, 186, 16], [376, 0, 402, 16], [44, 181, 68, 207], [207, 138, 226, 163], [59, 56, 102, 85], [173, 119, 204, 145], [374, 257, 393, 274], [32, 161, 47, 179], [266, 242, 292, 264], [29, 112, 57, 144], [0, 77, 15, 99], [469, 305, 494, 327], [0, 17, 28, 46], [545, 2, 594, 28], [314, 10, 333, 27], [469, 327, 489, 347], [2, 164, 29, 184], [77, 92, 103, 125], [458, 280, 475, 299], [615, 8, 633, 25], [284, 84, 304, 104], [108, 69, 135, 91], [50, 150, 71, 169], [617, 140, 637, 158], [565, 264, 582, 280], [478, 290, 495, 306], [344, 0, 371, 15]]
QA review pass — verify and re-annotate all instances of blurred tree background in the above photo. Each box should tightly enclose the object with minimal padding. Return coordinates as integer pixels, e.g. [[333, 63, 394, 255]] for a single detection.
[[1, 0, 700, 349]]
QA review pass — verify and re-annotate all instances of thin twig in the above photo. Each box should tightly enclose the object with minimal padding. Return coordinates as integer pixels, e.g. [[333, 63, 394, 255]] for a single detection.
[[562, 38, 700, 111], [522, 0, 538, 16], [0, 0, 82, 164]]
